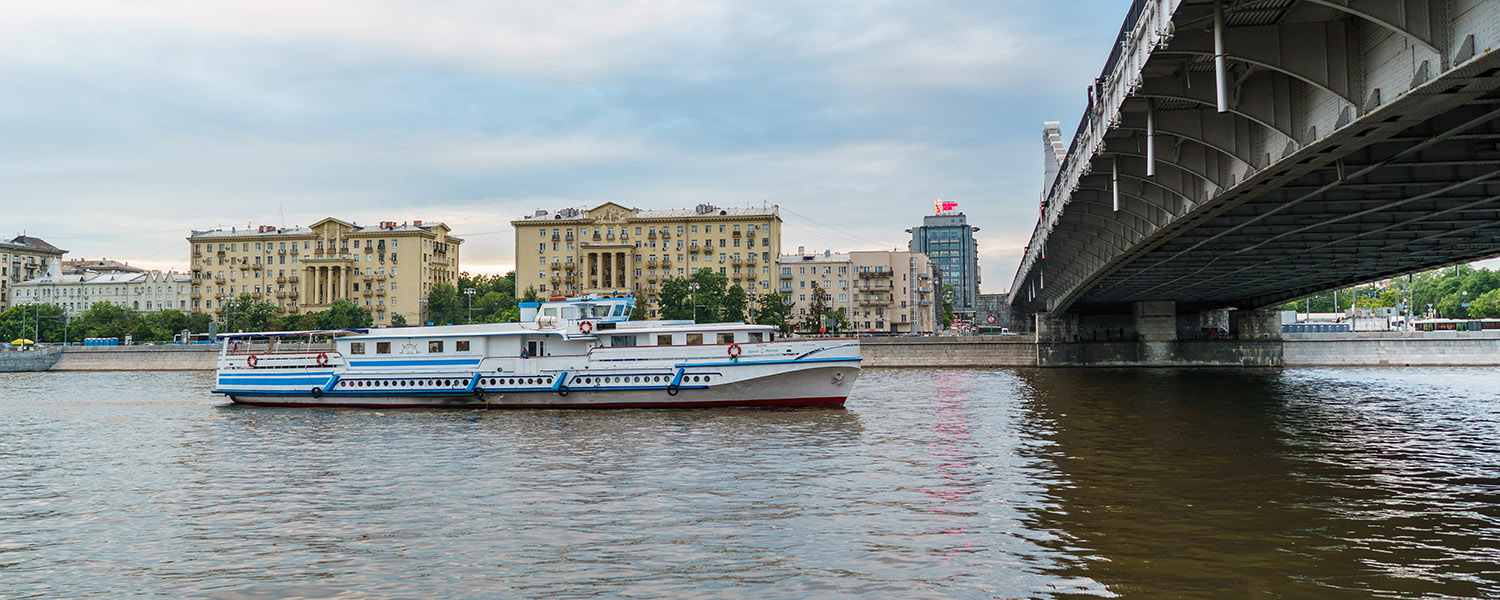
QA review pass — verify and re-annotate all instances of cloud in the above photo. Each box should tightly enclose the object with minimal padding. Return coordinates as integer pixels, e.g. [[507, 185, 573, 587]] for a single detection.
[[1, 0, 1135, 293]]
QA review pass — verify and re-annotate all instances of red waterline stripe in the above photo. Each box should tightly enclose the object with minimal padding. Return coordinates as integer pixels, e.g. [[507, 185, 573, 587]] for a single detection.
[[229, 397, 847, 409]]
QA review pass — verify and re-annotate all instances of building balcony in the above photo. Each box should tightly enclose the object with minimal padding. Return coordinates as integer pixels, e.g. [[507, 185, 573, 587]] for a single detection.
[[858, 270, 894, 278], [661, 258, 671, 267], [648, 231, 657, 239], [779, 272, 792, 279], [275, 276, 286, 283], [731, 230, 742, 236], [375, 272, 386, 279], [564, 262, 576, 271], [250, 263, 262, 269], [216, 250, 226, 257], [288, 275, 300, 282], [619, 232, 629, 241], [661, 230, 670, 240], [363, 246, 372, 252], [552, 233, 561, 241]]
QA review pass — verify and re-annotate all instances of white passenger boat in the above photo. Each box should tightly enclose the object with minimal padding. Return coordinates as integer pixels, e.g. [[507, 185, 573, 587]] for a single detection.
[[211, 295, 860, 408]]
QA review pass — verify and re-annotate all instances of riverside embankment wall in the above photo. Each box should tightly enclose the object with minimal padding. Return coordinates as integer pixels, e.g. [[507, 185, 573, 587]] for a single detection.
[[50, 346, 219, 371], [863, 333, 1500, 367], [1282, 331, 1500, 366], [17, 334, 1500, 371]]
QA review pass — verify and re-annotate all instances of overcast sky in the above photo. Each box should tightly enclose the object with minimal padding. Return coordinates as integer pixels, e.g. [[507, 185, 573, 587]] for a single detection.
[[2, 0, 1131, 292]]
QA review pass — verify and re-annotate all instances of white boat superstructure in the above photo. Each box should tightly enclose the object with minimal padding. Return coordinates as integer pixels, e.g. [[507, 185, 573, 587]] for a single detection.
[[212, 295, 860, 408]]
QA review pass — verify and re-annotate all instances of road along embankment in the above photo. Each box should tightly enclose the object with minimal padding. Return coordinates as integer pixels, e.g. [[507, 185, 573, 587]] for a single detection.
[[50, 346, 220, 371]]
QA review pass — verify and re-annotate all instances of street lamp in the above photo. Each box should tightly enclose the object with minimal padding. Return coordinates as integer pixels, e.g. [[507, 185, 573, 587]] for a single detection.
[[464, 287, 476, 324], [420, 297, 429, 326]]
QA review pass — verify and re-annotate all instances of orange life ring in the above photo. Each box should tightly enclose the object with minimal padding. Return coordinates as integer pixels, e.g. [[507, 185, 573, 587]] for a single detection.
[[246, 354, 259, 368], [727, 343, 742, 358], [316, 352, 329, 367], [579, 320, 593, 334]]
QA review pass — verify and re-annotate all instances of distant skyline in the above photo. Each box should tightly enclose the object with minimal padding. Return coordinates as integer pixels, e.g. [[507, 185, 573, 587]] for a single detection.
[[2, 1, 1138, 291]]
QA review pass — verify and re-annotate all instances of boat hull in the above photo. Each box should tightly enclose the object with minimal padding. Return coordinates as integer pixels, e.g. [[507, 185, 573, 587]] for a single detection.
[[223, 363, 859, 409]]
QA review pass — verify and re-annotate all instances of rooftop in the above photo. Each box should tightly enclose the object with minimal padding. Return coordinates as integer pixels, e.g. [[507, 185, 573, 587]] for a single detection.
[[2, 235, 67, 254], [515, 203, 779, 223]]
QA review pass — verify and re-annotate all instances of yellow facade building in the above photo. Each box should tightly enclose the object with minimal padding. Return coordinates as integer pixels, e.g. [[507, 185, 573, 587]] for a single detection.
[[188, 218, 461, 326], [512, 203, 781, 318]]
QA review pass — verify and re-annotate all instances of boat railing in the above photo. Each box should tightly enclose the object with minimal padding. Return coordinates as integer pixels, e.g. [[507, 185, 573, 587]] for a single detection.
[[224, 341, 337, 355]]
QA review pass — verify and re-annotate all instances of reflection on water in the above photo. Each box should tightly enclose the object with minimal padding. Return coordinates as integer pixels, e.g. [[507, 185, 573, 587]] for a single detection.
[[1, 368, 1498, 599], [1017, 368, 1500, 599]]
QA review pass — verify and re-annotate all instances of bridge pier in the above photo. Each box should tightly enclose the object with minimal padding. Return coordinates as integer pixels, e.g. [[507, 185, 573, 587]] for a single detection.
[[1034, 302, 1283, 367]]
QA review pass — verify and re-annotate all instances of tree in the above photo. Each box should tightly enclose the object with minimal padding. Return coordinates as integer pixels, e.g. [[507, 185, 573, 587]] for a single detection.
[[722, 285, 748, 322], [218, 294, 282, 332], [941, 283, 956, 328], [318, 299, 374, 329], [390, 313, 409, 327], [830, 306, 851, 333], [659, 269, 732, 322], [0, 304, 66, 342], [72, 302, 143, 342], [804, 282, 831, 333], [143, 309, 193, 342], [754, 291, 793, 333], [520, 285, 541, 303], [427, 283, 459, 326]]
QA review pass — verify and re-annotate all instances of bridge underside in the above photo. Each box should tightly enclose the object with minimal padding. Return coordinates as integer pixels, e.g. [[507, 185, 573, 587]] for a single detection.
[[1078, 78, 1500, 314], [1014, 0, 1500, 319]]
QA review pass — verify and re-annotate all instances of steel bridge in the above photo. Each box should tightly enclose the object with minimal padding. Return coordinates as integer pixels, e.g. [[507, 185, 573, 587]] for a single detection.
[[1010, 0, 1500, 335]]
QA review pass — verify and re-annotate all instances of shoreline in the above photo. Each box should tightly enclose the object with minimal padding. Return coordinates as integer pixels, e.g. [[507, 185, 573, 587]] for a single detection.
[[7, 332, 1500, 371]]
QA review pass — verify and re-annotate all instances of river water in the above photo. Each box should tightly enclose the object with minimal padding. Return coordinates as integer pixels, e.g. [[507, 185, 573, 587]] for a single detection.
[[1, 368, 1497, 599]]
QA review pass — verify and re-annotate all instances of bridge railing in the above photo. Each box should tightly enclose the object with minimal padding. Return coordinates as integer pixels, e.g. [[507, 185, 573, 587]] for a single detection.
[[1015, 0, 1179, 306]]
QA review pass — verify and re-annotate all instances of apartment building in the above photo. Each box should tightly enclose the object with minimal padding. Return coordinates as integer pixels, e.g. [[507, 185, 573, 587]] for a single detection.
[[0, 235, 67, 312], [512, 203, 782, 319], [777, 247, 939, 335], [10, 270, 191, 316], [187, 217, 461, 326]]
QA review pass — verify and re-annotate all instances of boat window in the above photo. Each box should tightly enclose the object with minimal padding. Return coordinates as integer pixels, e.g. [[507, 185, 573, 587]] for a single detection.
[[686, 333, 703, 345], [748, 332, 763, 343], [614, 305, 626, 317], [544, 307, 559, 318], [593, 305, 611, 318], [657, 334, 673, 346], [349, 342, 366, 354], [611, 335, 637, 348], [429, 340, 444, 353], [717, 332, 735, 344], [561, 306, 578, 319], [376, 342, 391, 354], [456, 340, 470, 352], [526, 340, 545, 357]]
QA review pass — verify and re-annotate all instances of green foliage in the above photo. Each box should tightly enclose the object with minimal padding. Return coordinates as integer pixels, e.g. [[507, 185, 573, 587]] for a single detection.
[[390, 313, 409, 327], [455, 271, 520, 323], [722, 285, 748, 322], [1276, 264, 1500, 319], [941, 283, 956, 328], [753, 291, 794, 333], [426, 283, 460, 326], [318, 299, 374, 330], [0, 304, 66, 342], [72, 302, 145, 341], [520, 285, 541, 303], [659, 269, 731, 322], [217, 294, 283, 332], [830, 307, 851, 333]]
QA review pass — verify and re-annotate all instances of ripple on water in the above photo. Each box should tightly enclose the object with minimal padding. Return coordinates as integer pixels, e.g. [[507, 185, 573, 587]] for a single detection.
[[2, 368, 1499, 599]]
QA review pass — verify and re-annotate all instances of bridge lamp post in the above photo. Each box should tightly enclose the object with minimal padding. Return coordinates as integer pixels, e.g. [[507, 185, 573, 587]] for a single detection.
[[689, 282, 700, 322]]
